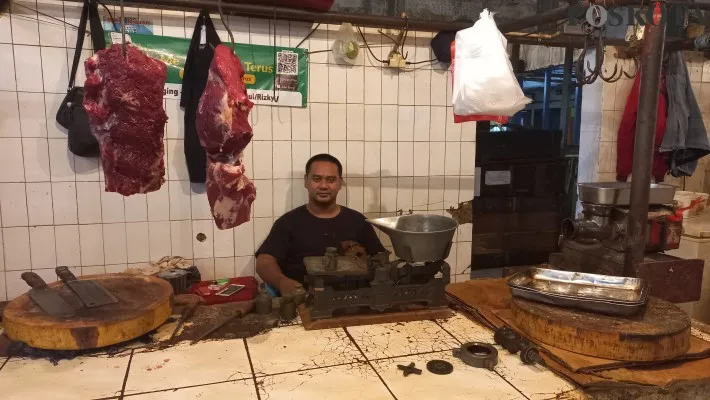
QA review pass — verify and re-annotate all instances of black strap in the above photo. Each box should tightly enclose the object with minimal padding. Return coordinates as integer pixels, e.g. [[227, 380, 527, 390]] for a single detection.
[[68, 0, 106, 89]]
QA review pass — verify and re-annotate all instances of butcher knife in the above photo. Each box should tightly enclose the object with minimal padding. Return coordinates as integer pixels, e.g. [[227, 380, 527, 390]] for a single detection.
[[21, 272, 76, 318], [56, 266, 118, 308]]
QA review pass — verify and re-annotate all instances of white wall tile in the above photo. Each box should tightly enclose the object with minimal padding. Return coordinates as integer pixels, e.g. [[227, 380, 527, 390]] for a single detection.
[[215, 257, 235, 278], [252, 105, 273, 140], [364, 67, 381, 105], [74, 156, 100, 181], [188, 185, 211, 221], [4, 227, 31, 270], [103, 223, 127, 265], [55, 225, 81, 266], [363, 177, 380, 213], [461, 120, 476, 142], [272, 179, 292, 217], [0, 183, 28, 227], [328, 66, 346, 103], [164, 98, 181, 139], [253, 180, 273, 218], [309, 64, 329, 103], [310, 103, 329, 140], [147, 187, 170, 221], [381, 105, 398, 141], [430, 106, 447, 141], [380, 177, 397, 212], [233, 219, 255, 256], [329, 141, 347, 174], [460, 142, 476, 176], [413, 177, 429, 211], [291, 141, 310, 179], [364, 105, 381, 141], [171, 220, 193, 259], [126, 222, 150, 263], [149, 221, 172, 260], [363, 142, 380, 177], [253, 217, 273, 249], [52, 182, 78, 224], [456, 241, 472, 275], [76, 181, 102, 224], [273, 141, 292, 179], [0, 138, 25, 181], [308, 28, 329, 64], [10, 2, 39, 45], [397, 177, 413, 211], [30, 226, 56, 270], [0, 91, 21, 135], [272, 107, 292, 141], [347, 65, 364, 103], [445, 108, 461, 141], [397, 106, 414, 141], [80, 224, 104, 266], [45, 93, 64, 138], [347, 178, 364, 212], [192, 220, 214, 259], [167, 139, 189, 181], [252, 141, 273, 180], [37, 1, 67, 47], [414, 69, 431, 105], [382, 69, 399, 104], [346, 141, 364, 177], [48, 138, 75, 181], [125, 194, 148, 222], [413, 106, 430, 141], [444, 176, 460, 208], [459, 176, 475, 203], [213, 223, 235, 258], [397, 142, 413, 177], [328, 104, 346, 140], [413, 142, 430, 177], [0, 44, 16, 91], [18, 92, 47, 137], [445, 142, 462, 176], [398, 72, 415, 105], [22, 138, 50, 182], [41, 46, 69, 93], [169, 180, 192, 220], [311, 140, 328, 155], [429, 142, 446, 176], [346, 104, 364, 140], [381, 142, 397, 177], [431, 70, 448, 106], [26, 182, 53, 225], [292, 178, 308, 207], [291, 107, 310, 141], [161, 10, 186, 38], [235, 256, 255, 277]]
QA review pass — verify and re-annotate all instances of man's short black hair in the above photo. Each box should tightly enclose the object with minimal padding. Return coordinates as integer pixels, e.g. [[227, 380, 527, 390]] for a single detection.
[[306, 153, 343, 177]]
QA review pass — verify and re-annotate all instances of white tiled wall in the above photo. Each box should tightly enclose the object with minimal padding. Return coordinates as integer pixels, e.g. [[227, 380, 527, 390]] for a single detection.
[[0, 1, 475, 300]]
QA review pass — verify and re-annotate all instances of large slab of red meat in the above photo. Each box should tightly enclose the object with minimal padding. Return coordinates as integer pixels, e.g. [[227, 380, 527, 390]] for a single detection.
[[196, 44, 256, 229], [84, 44, 168, 196]]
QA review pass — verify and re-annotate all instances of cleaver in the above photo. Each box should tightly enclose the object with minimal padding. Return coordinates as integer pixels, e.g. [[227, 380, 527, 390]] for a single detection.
[[56, 266, 118, 308], [21, 272, 76, 318]]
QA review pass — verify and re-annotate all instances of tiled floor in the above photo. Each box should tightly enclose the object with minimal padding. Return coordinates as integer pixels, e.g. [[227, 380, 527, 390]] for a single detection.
[[0, 311, 584, 400]]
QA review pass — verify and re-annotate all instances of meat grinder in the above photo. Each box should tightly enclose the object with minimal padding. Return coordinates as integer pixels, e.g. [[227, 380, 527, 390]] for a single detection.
[[303, 214, 457, 320], [548, 182, 704, 304]]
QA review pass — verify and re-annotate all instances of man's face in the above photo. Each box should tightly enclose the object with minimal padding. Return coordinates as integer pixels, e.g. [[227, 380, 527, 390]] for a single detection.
[[305, 161, 342, 206]]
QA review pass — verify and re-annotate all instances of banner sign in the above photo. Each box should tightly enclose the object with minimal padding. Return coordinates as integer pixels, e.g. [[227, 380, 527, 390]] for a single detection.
[[104, 32, 308, 107]]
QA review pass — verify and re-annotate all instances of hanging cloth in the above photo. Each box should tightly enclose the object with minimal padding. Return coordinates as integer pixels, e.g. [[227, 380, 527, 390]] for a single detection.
[[660, 52, 710, 177], [181, 10, 222, 184], [616, 67, 669, 183]]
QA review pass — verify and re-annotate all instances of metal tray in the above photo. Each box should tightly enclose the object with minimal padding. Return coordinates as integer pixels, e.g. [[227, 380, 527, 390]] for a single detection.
[[507, 268, 650, 316], [578, 182, 676, 206]]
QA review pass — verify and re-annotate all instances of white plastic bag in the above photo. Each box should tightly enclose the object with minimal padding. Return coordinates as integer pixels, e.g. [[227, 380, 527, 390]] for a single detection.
[[452, 9, 531, 117]]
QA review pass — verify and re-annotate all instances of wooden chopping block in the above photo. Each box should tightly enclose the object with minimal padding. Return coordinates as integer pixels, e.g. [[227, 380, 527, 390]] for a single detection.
[[4, 274, 173, 350], [511, 297, 691, 361]]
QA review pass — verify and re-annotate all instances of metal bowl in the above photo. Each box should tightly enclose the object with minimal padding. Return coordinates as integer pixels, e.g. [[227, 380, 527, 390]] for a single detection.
[[367, 214, 458, 263]]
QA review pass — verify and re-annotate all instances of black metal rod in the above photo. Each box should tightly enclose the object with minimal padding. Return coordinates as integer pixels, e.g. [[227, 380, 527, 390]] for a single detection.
[[560, 47, 573, 144], [624, 2, 667, 275]]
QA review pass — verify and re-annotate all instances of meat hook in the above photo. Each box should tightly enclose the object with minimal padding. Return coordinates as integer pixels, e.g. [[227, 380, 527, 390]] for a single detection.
[[217, 0, 235, 52], [119, 0, 126, 58], [623, 56, 639, 79]]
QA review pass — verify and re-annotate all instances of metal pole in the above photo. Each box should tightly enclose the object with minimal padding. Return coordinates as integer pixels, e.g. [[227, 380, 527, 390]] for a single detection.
[[573, 84, 583, 146], [542, 68, 552, 130], [560, 47, 573, 145], [624, 1, 667, 275]]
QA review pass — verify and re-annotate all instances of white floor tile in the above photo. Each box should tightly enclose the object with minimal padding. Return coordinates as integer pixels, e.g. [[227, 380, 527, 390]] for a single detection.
[[347, 320, 460, 360], [247, 325, 361, 376], [435, 312, 493, 344], [125, 379, 258, 399], [372, 351, 524, 400], [258, 362, 393, 400], [124, 341, 253, 395], [0, 354, 129, 400]]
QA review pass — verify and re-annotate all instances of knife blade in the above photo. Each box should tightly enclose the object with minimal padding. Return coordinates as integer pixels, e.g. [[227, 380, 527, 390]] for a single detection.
[[56, 266, 118, 308], [21, 272, 76, 318]]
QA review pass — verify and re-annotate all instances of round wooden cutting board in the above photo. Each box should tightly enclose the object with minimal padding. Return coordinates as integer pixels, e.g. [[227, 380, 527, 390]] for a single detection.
[[511, 297, 691, 361], [4, 274, 173, 350]]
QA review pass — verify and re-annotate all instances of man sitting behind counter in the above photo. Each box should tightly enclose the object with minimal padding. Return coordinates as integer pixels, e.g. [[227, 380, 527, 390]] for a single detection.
[[255, 154, 386, 296]]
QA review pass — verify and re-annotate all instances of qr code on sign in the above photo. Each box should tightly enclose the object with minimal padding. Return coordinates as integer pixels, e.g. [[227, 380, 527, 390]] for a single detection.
[[277, 51, 298, 75]]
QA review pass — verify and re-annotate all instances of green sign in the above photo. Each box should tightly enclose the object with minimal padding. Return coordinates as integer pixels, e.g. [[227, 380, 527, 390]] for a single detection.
[[105, 31, 308, 107]]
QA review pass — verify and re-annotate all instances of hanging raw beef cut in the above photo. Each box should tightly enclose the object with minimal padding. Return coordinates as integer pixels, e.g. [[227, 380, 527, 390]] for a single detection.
[[83, 44, 168, 196], [196, 44, 256, 229]]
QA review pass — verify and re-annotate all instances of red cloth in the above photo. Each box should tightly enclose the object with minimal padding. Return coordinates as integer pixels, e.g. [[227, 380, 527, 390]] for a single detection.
[[616, 69, 669, 182]]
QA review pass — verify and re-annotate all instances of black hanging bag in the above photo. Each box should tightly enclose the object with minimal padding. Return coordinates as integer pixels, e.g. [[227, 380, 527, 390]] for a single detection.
[[56, 0, 106, 157]]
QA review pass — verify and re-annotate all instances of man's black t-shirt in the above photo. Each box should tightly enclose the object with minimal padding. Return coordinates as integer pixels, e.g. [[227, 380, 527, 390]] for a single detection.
[[255, 205, 386, 283]]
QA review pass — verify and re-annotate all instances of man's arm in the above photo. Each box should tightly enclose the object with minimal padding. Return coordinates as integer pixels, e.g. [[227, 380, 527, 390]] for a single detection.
[[358, 219, 387, 255], [255, 254, 302, 295]]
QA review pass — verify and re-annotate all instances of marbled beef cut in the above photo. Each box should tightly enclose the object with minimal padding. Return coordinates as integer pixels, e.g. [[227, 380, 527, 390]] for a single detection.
[[196, 44, 256, 229], [83, 44, 168, 196]]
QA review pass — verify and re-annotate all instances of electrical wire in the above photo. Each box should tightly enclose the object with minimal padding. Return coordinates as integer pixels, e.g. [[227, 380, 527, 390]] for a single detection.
[[217, 0, 235, 51], [12, 2, 80, 30], [295, 22, 320, 48], [356, 26, 386, 64], [97, 0, 120, 32]]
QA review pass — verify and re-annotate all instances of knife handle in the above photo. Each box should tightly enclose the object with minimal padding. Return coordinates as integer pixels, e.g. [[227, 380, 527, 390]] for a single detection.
[[56, 266, 78, 283], [21, 272, 48, 289]]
